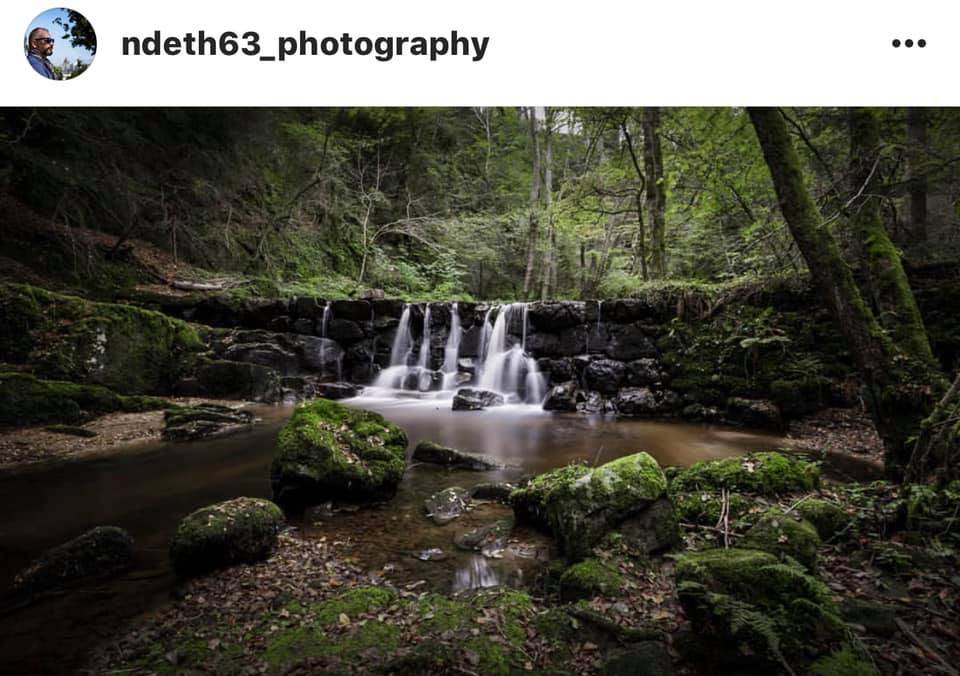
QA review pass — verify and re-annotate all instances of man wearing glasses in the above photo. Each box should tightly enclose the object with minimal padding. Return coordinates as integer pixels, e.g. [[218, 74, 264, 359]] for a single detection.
[[26, 27, 59, 80]]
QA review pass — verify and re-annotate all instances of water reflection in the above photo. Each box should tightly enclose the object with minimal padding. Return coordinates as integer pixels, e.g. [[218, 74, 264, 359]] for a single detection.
[[453, 555, 501, 593]]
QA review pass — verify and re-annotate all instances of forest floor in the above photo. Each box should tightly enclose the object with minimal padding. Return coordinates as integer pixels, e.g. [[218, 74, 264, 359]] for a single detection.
[[0, 397, 255, 470]]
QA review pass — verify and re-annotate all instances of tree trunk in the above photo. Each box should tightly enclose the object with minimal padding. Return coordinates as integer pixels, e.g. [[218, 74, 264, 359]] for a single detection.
[[849, 108, 937, 370], [905, 107, 928, 248], [642, 108, 666, 277], [522, 108, 542, 300], [749, 107, 942, 478], [540, 109, 555, 300], [621, 122, 648, 280]]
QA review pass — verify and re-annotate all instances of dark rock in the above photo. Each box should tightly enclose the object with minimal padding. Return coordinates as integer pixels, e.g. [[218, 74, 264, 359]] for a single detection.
[[525, 331, 561, 357], [527, 302, 586, 330], [739, 508, 821, 570], [162, 405, 255, 442], [169, 497, 284, 577], [412, 441, 507, 470], [326, 318, 365, 343], [577, 391, 613, 414], [626, 358, 662, 386], [271, 399, 408, 507], [601, 641, 674, 676], [44, 424, 98, 438], [725, 397, 783, 431], [458, 326, 483, 358], [454, 518, 514, 555], [402, 368, 444, 392], [613, 387, 661, 416], [315, 382, 361, 400], [543, 381, 581, 411], [281, 375, 318, 401], [556, 326, 591, 357], [424, 487, 472, 525], [223, 342, 299, 375], [559, 559, 624, 602], [680, 403, 722, 422], [452, 388, 505, 411], [331, 300, 373, 321], [13, 526, 134, 596], [605, 324, 658, 360], [415, 548, 447, 561], [840, 598, 897, 638], [470, 482, 515, 503], [197, 360, 282, 402], [618, 497, 680, 554], [583, 359, 627, 394], [360, 289, 385, 301], [172, 377, 204, 397], [292, 318, 315, 335], [296, 336, 344, 374], [292, 296, 327, 319], [457, 357, 478, 376]]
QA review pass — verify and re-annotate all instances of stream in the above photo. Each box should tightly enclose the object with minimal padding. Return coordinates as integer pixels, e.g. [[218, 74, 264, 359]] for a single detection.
[[0, 399, 791, 672]]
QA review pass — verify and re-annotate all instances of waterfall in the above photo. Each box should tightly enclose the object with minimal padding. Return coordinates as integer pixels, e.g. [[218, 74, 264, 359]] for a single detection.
[[319, 301, 338, 379], [442, 302, 462, 389], [453, 555, 500, 592], [476, 307, 495, 382], [476, 303, 546, 404], [372, 304, 414, 389], [597, 300, 603, 331], [417, 304, 433, 390]]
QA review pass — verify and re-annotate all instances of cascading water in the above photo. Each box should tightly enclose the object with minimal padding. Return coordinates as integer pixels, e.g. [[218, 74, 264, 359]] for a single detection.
[[416, 304, 433, 390], [442, 302, 462, 389], [318, 301, 342, 380], [476, 303, 546, 404], [372, 304, 414, 389]]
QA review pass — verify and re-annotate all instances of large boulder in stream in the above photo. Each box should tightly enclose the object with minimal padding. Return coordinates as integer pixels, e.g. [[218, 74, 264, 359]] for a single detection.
[[542, 381, 581, 411], [162, 404, 255, 442], [271, 399, 408, 508], [452, 388, 505, 411], [412, 441, 507, 470], [169, 497, 284, 577], [510, 453, 677, 560], [13, 526, 134, 596]]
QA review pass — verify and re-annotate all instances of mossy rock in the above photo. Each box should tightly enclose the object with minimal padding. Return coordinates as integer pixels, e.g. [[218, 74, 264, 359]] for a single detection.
[[0, 283, 203, 395], [904, 481, 960, 532], [546, 453, 671, 560], [673, 490, 756, 526], [13, 526, 134, 596], [796, 498, 852, 541], [271, 399, 407, 508], [559, 559, 624, 602], [0, 372, 174, 426], [739, 508, 821, 570], [169, 497, 284, 577], [670, 452, 819, 495], [675, 548, 841, 668], [510, 463, 591, 531], [809, 647, 880, 676], [196, 359, 283, 403]]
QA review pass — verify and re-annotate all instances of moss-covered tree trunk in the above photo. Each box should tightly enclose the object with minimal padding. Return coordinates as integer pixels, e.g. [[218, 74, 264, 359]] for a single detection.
[[522, 108, 542, 301], [642, 108, 666, 277], [749, 107, 942, 478]]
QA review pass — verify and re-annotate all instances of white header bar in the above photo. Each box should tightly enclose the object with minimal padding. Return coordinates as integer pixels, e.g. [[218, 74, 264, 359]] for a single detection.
[[3, 0, 953, 105]]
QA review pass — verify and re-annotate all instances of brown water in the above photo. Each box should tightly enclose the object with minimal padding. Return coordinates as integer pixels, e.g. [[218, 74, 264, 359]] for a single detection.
[[0, 399, 791, 673]]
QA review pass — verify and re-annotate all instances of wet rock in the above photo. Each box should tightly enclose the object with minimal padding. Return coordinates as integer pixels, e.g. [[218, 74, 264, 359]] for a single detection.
[[403, 369, 443, 392], [281, 375, 318, 401], [412, 441, 507, 470], [725, 397, 783, 431], [271, 399, 408, 508], [456, 357, 478, 376], [470, 482, 515, 503], [626, 358, 663, 386], [527, 301, 586, 330], [601, 641, 674, 676], [291, 318, 314, 335], [169, 497, 284, 577], [613, 387, 661, 416], [13, 526, 134, 597], [618, 496, 681, 555], [196, 360, 282, 402], [223, 342, 300, 375], [315, 382, 362, 400], [540, 356, 579, 383], [577, 391, 615, 414], [162, 405, 255, 442], [739, 508, 821, 570], [172, 377, 204, 397], [415, 548, 447, 561], [525, 331, 560, 356], [296, 336, 344, 374], [605, 324, 658, 361], [555, 326, 591, 357], [424, 487, 472, 525], [560, 559, 624, 602], [453, 518, 514, 554], [326, 318, 365, 343], [511, 464, 592, 532], [680, 403, 721, 422], [330, 300, 373, 321], [542, 381, 581, 411], [452, 388, 505, 411], [583, 359, 626, 394]]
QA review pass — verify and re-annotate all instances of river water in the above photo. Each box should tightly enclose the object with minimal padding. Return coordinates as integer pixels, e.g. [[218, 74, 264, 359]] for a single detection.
[[0, 399, 790, 672]]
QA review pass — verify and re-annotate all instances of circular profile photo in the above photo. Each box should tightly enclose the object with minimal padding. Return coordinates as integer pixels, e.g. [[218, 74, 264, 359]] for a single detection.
[[24, 8, 96, 81]]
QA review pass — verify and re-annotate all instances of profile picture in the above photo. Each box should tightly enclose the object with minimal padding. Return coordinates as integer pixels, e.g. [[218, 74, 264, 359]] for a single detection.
[[24, 8, 96, 81]]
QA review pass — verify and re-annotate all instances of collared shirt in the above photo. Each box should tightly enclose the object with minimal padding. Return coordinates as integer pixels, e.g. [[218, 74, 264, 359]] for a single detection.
[[27, 51, 58, 80]]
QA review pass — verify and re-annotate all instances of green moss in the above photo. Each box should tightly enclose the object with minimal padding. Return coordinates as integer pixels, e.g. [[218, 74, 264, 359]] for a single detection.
[[169, 497, 284, 577], [739, 508, 821, 570], [13, 526, 134, 596], [796, 498, 852, 540], [670, 451, 820, 495], [559, 559, 624, 602], [271, 399, 408, 507], [510, 463, 591, 530], [673, 490, 755, 526], [313, 586, 396, 625], [0, 283, 204, 394], [0, 372, 174, 426]]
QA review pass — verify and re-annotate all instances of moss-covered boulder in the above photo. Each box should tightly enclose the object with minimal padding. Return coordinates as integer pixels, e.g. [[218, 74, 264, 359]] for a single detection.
[[0, 283, 203, 394], [0, 371, 172, 426], [559, 559, 624, 602], [271, 399, 407, 508], [196, 359, 283, 403], [670, 451, 819, 495], [796, 498, 852, 541], [169, 497, 284, 577], [739, 508, 821, 570], [673, 490, 756, 526], [13, 526, 134, 596], [675, 548, 842, 669], [512, 453, 674, 561]]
